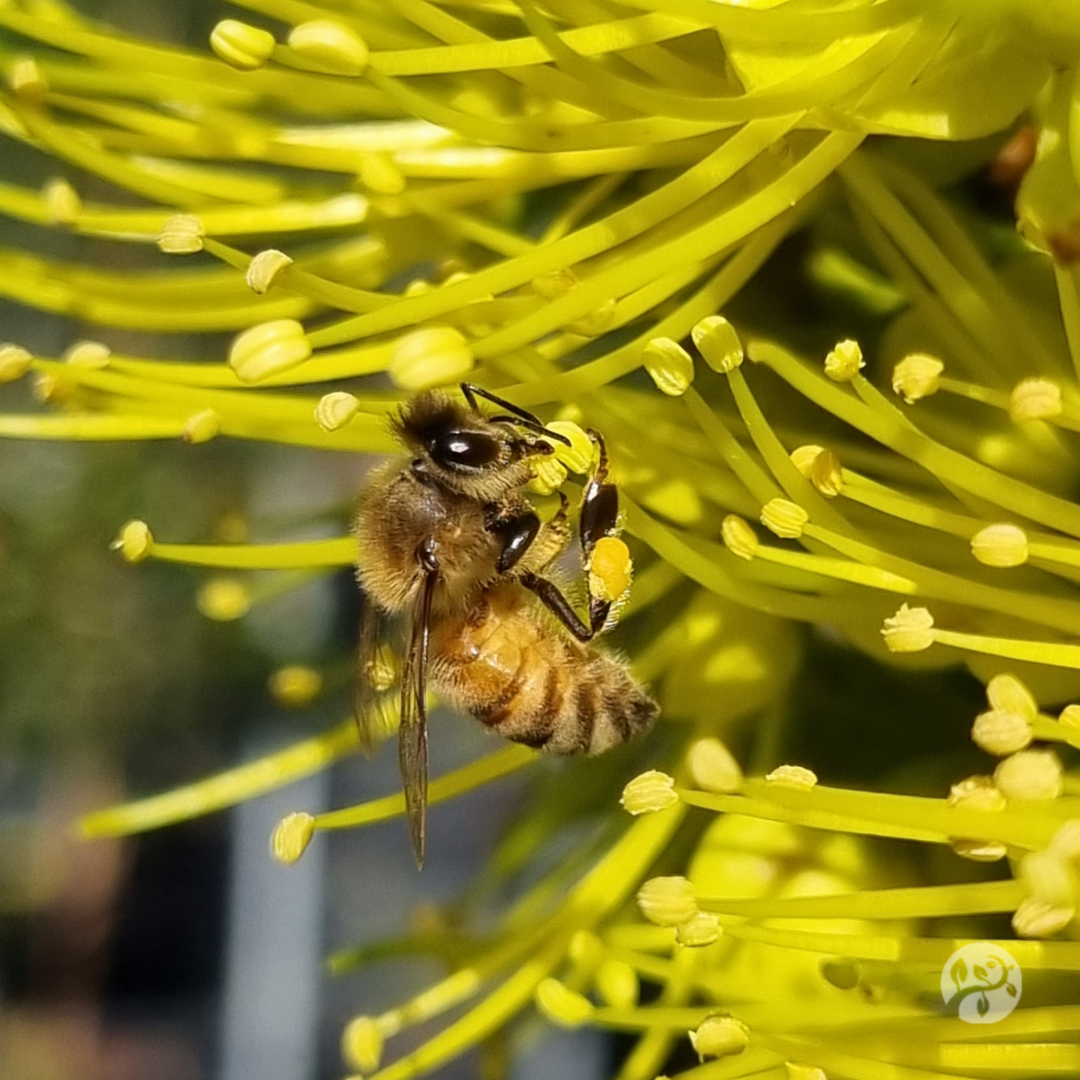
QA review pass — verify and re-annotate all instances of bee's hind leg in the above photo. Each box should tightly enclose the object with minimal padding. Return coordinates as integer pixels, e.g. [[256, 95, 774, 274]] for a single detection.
[[579, 430, 620, 635]]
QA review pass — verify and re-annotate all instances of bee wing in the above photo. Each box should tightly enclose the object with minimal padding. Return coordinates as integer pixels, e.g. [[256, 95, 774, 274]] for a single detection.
[[354, 600, 401, 757], [399, 568, 437, 868]]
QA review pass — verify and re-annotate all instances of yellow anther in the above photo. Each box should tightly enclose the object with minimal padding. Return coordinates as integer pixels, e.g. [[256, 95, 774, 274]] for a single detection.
[[8, 56, 47, 97], [270, 812, 315, 866], [637, 876, 697, 926], [568, 930, 604, 968], [789, 444, 824, 477], [676, 912, 722, 947], [721, 515, 759, 560], [596, 959, 639, 1009], [785, 1064, 827, 1080], [182, 409, 221, 444], [948, 775, 1006, 812], [315, 391, 360, 432], [1019, 848, 1075, 907], [534, 979, 594, 1028], [952, 837, 1008, 862], [994, 749, 1063, 800], [691, 315, 743, 373], [43, 178, 81, 225], [686, 738, 743, 794], [404, 278, 432, 298], [158, 213, 206, 254], [643, 337, 695, 396], [892, 353, 944, 403], [620, 770, 679, 815], [197, 577, 251, 621], [987, 673, 1037, 720], [1012, 897, 1075, 938], [388, 326, 474, 391], [110, 519, 154, 563], [1050, 820, 1080, 861], [545, 421, 593, 474], [970, 523, 1029, 567], [210, 19, 276, 70], [881, 605, 935, 653], [689, 1015, 749, 1059], [972, 708, 1033, 756], [246, 249, 294, 294], [268, 666, 323, 708], [765, 764, 818, 789], [588, 536, 632, 605], [288, 20, 369, 76], [760, 498, 808, 539], [824, 339, 864, 382], [1060, 704, 1080, 728], [527, 455, 568, 496], [342, 1016, 383, 1074], [789, 444, 843, 496], [229, 319, 312, 383], [567, 298, 616, 338], [1010, 377, 1063, 422], [0, 344, 32, 383], [358, 153, 405, 195], [34, 372, 72, 405], [63, 340, 111, 369], [532, 268, 577, 299]]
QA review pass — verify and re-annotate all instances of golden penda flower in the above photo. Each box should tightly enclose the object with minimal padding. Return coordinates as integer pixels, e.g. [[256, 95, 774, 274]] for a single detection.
[[534, 979, 594, 1028], [246, 249, 294, 294], [823, 339, 864, 383], [970, 523, 1029, 567], [158, 213, 206, 254], [229, 319, 312, 383], [197, 577, 251, 621], [686, 738, 743, 794], [994, 749, 1064, 800], [721, 516, 759, 560], [271, 811, 316, 866], [620, 770, 679, 815], [315, 391, 360, 433], [288, 20, 369, 76], [268, 666, 323, 708], [643, 337, 695, 397], [691, 315, 743, 373], [0, 343, 33, 383], [110, 519, 154, 563], [588, 536, 632, 605], [689, 1015, 749, 1060], [675, 912, 722, 948], [892, 353, 944, 403], [881, 605, 935, 653], [388, 326, 473, 391], [972, 709, 1033, 756], [1009, 377, 1063, 422], [765, 764, 818, 789], [210, 19, 276, 70], [760, 498, 808, 540], [637, 876, 697, 927]]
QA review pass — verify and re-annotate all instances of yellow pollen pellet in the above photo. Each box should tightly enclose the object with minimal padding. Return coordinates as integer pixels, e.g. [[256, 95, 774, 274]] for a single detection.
[[229, 319, 312, 383], [388, 326, 474, 390], [246, 249, 294, 294], [643, 337, 695, 396], [881, 605, 935, 653], [0, 344, 32, 383], [721, 515, 759, 560], [824, 339, 864, 382], [288, 20, 369, 75], [760, 498, 808, 539], [110, 519, 154, 563], [158, 213, 206, 254], [691, 315, 743, 373], [210, 19, 276, 70], [269, 666, 323, 708], [892, 353, 944, 403], [270, 811, 315, 865], [620, 770, 679, 814], [315, 391, 360, 432], [197, 577, 251, 621], [588, 536, 632, 604], [970, 523, 1029, 567], [1010, 377, 1063, 422], [689, 1015, 749, 1059], [534, 978, 594, 1027]]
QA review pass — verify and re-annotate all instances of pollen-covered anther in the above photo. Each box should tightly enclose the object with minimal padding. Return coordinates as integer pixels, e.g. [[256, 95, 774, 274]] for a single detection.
[[620, 770, 679, 814], [271, 812, 316, 866], [892, 353, 944, 403], [970, 523, 1029, 567], [691, 315, 743, 373], [642, 337, 695, 397], [315, 391, 360, 433], [0, 344, 33, 384], [789, 444, 824, 478], [341, 1016, 383, 1074], [157, 213, 206, 255], [534, 979, 594, 1028], [760, 499, 808, 539], [8, 56, 47, 97], [881, 605, 935, 653], [785, 1064, 828, 1080], [721, 516, 759, 560], [567, 298, 617, 338], [210, 19, 276, 70], [246, 249, 294, 294], [197, 577, 251, 621], [595, 959, 639, 1008], [987, 673, 1037, 720], [824, 339, 864, 382], [545, 421, 593, 474], [637, 876, 697, 926], [948, 775, 1006, 812], [588, 537, 632, 605], [43, 178, 82, 225], [182, 409, 221, 444], [229, 319, 312, 383], [63, 341, 111, 369], [527, 456, 568, 497], [689, 1015, 749, 1060], [686, 737, 743, 793], [358, 153, 405, 195], [809, 448, 843, 497], [1009, 377, 1063, 423], [287, 20, 369, 75], [1012, 897, 1076, 938], [110, 519, 154, 563], [676, 912, 722, 947], [269, 666, 323, 708], [972, 709, 1033, 756], [994, 749, 1064, 801], [388, 326, 473, 391], [765, 764, 817, 789]]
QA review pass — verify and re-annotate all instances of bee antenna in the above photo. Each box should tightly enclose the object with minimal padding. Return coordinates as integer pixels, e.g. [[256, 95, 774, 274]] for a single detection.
[[460, 383, 571, 445]]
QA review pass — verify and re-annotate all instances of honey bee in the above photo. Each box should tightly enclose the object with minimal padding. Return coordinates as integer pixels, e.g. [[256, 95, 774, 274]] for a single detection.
[[354, 383, 658, 865]]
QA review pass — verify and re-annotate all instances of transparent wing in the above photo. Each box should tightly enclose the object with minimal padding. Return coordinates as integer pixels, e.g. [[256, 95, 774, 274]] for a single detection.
[[354, 599, 400, 757], [399, 570, 436, 867]]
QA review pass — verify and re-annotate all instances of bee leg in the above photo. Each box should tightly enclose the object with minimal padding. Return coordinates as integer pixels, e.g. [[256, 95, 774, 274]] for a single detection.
[[579, 430, 619, 634], [490, 509, 541, 573], [519, 571, 593, 643]]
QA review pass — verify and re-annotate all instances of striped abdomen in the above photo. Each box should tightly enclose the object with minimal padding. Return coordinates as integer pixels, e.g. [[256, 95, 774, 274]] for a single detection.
[[430, 583, 657, 754]]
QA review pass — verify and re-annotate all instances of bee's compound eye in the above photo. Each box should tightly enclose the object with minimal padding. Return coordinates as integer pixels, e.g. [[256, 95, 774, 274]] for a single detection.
[[430, 430, 500, 470]]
